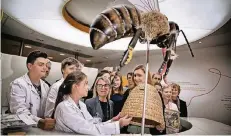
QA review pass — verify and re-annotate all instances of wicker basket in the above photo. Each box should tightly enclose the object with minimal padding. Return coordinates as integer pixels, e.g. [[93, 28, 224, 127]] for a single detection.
[[121, 84, 165, 128]]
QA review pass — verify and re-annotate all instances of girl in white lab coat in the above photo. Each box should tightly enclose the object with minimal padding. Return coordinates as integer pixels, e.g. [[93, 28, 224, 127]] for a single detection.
[[53, 71, 132, 135]]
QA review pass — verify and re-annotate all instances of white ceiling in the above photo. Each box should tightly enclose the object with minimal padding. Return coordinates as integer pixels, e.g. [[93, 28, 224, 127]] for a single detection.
[[1, 0, 231, 65], [2, 0, 231, 50]]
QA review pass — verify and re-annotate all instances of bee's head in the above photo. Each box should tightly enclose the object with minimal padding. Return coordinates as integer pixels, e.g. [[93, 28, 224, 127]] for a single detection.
[[150, 34, 170, 48]]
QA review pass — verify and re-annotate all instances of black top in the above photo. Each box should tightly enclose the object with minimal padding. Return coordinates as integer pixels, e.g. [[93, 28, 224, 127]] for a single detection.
[[122, 89, 131, 106], [179, 99, 188, 117], [100, 101, 110, 122], [172, 98, 188, 117], [110, 94, 124, 116]]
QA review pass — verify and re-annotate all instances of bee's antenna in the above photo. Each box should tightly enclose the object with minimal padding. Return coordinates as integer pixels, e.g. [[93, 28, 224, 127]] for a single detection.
[[180, 30, 194, 57]]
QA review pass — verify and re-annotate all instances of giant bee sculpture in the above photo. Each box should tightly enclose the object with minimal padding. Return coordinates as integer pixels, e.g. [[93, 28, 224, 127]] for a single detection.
[[90, 1, 194, 83]]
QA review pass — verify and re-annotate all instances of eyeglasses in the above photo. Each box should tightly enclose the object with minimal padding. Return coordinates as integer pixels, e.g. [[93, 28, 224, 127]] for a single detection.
[[97, 84, 110, 89]]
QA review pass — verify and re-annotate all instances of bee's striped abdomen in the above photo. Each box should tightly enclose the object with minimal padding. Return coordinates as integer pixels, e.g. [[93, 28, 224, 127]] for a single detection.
[[90, 5, 141, 50]]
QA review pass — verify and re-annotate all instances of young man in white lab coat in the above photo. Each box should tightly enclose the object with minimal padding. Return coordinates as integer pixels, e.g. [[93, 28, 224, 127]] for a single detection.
[[9, 50, 54, 129], [45, 57, 83, 117]]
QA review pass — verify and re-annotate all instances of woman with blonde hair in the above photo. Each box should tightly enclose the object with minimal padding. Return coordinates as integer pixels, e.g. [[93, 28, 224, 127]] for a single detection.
[[84, 70, 111, 101], [85, 76, 114, 122]]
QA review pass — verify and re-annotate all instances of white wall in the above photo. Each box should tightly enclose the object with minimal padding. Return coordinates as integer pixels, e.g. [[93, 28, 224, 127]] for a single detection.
[[1, 53, 98, 107], [93, 45, 231, 125]]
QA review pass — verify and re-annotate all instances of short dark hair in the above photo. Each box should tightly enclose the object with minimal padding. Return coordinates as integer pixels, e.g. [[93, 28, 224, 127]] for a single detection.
[[26, 50, 47, 65], [61, 57, 82, 71]]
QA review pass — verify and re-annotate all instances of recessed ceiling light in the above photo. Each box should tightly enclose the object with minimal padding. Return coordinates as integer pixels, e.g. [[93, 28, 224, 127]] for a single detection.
[[60, 53, 65, 56], [86, 59, 91, 62], [199, 41, 202, 44], [25, 45, 32, 48], [48, 57, 53, 59]]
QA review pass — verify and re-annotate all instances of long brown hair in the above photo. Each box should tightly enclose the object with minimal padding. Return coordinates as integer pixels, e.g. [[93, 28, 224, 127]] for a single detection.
[[133, 64, 153, 86], [52, 71, 87, 118], [111, 72, 124, 95]]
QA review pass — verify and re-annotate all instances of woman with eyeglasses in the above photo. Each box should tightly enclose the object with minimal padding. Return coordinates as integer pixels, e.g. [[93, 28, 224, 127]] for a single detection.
[[110, 72, 124, 117], [84, 70, 111, 101], [85, 77, 114, 122], [53, 71, 132, 135]]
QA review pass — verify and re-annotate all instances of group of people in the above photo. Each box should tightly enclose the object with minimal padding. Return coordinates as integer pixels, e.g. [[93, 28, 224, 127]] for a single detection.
[[7, 50, 187, 135]]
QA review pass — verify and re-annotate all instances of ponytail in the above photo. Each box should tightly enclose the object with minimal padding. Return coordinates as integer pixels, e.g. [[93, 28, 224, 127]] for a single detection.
[[51, 83, 66, 118], [51, 71, 87, 118]]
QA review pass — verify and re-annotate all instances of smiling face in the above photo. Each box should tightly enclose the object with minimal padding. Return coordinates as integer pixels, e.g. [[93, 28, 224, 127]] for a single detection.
[[172, 85, 179, 98], [134, 69, 145, 85], [113, 76, 121, 89], [162, 86, 172, 101], [96, 79, 110, 98]]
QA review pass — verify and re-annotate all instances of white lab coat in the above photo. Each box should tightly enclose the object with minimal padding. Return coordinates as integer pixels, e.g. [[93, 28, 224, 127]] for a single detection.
[[9, 73, 49, 124], [45, 78, 64, 117], [54, 96, 120, 135]]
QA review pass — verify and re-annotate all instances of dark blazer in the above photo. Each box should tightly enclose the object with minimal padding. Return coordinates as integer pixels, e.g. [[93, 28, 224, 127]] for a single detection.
[[85, 96, 114, 121], [179, 99, 188, 117]]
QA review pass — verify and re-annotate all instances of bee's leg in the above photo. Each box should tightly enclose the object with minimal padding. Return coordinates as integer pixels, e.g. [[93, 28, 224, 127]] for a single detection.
[[158, 49, 171, 75], [120, 28, 142, 67], [163, 58, 173, 83]]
